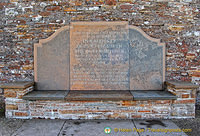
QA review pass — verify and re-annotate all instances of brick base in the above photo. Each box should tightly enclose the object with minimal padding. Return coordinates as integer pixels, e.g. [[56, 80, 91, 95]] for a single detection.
[[5, 99, 195, 119], [2, 82, 198, 119]]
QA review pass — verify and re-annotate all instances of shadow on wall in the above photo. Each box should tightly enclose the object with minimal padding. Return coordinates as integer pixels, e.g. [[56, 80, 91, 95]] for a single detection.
[[0, 88, 5, 116]]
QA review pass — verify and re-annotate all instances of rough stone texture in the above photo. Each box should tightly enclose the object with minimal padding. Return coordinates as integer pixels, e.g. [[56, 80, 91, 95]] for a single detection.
[[23, 90, 69, 100], [34, 22, 164, 91], [129, 27, 165, 90], [4, 86, 33, 119], [0, 0, 199, 112], [167, 85, 197, 118], [165, 81, 199, 89], [65, 90, 133, 101], [12, 119, 65, 136], [70, 22, 129, 90], [35, 27, 70, 90], [0, 81, 34, 89], [2, 82, 196, 119], [130, 90, 177, 100]]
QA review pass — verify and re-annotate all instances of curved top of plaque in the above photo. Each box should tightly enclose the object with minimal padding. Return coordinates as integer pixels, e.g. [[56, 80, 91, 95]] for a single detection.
[[34, 22, 165, 90]]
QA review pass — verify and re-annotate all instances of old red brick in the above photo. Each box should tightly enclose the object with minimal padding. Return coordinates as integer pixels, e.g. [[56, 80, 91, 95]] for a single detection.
[[138, 110, 151, 113], [122, 101, 136, 106], [15, 112, 28, 116], [105, 0, 117, 5], [192, 72, 200, 77], [131, 115, 142, 118], [120, 4, 132, 10], [39, 12, 51, 17], [46, 6, 62, 11], [6, 104, 18, 110], [59, 110, 86, 114], [182, 94, 190, 98], [4, 90, 17, 98], [155, 100, 171, 104], [173, 99, 195, 104]]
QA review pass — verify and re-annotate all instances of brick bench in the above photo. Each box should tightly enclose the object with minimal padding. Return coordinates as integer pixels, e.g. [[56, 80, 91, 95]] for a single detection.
[[1, 81, 198, 119], [1, 22, 199, 119]]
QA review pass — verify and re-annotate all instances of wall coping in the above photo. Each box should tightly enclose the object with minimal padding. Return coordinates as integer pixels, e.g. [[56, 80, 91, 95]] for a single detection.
[[165, 81, 199, 89], [0, 81, 34, 89]]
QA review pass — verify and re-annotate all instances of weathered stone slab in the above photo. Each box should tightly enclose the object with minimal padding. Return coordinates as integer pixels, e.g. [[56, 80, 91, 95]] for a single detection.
[[34, 22, 165, 91], [65, 90, 133, 101], [130, 90, 177, 100], [129, 26, 165, 90], [70, 22, 129, 90], [34, 26, 70, 90], [165, 81, 199, 89], [23, 90, 69, 100], [0, 81, 34, 89], [12, 119, 65, 136], [59, 120, 139, 136]]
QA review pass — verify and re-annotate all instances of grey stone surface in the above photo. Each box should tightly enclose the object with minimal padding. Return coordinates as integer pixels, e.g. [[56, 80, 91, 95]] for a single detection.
[[35, 28, 70, 90], [59, 120, 139, 136], [166, 81, 199, 89], [23, 90, 69, 100], [0, 118, 25, 136], [70, 22, 129, 90], [12, 119, 65, 136], [0, 117, 193, 136], [0, 81, 34, 89], [129, 28, 164, 90], [65, 90, 133, 101], [130, 90, 177, 100], [34, 22, 165, 91], [134, 119, 187, 136]]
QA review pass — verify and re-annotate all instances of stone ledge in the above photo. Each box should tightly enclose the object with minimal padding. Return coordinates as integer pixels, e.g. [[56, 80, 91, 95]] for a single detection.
[[23, 90, 69, 100], [130, 90, 177, 100], [22, 90, 178, 101], [165, 81, 199, 89], [0, 81, 34, 89], [65, 90, 133, 101]]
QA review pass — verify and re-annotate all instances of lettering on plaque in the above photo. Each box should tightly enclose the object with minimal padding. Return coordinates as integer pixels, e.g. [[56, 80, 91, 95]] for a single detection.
[[70, 22, 130, 90]]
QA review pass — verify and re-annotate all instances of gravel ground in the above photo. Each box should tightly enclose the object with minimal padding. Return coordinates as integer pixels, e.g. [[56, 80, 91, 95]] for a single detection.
[[0, 110, 200, 136], [172, 110, 200, 136]]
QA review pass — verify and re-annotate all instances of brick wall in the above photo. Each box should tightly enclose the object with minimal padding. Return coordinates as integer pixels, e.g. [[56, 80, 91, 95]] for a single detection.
[[3, 83, 197, 119], [0, 0, 199, 106]]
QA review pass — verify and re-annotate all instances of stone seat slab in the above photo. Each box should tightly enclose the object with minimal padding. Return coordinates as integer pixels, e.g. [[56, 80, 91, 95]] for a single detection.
[[130, 90, 177, 100], [165, 81, 199, 89], [65, 90, 133, 101], [0, 81, 34, 89], [23, 90, 69, 100]]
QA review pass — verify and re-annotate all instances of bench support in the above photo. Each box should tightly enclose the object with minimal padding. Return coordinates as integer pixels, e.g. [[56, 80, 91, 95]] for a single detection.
[[1, 81, 198, 119]]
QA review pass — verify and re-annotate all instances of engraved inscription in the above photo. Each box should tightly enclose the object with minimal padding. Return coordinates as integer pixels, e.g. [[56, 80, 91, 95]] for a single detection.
[[70, 23, 129, 90]]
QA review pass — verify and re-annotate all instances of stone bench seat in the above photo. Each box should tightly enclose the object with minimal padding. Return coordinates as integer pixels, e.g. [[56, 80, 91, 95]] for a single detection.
[[1, 81, 199, 119], [22, 90, 177, 101]]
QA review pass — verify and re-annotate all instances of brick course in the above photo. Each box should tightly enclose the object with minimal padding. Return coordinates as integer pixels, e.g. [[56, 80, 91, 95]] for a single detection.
[[3, 84, 197, 119]]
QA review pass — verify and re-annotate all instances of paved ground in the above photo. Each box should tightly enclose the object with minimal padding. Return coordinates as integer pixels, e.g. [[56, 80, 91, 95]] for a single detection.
[[0, 110, 200, 136], [0, 118, 188, 136]]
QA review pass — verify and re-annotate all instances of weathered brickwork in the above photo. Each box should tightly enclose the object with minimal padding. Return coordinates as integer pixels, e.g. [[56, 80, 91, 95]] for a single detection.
[[167, 86, 196, 118], [4, 86, 33, 118], [0, 1, 199, 107], [3, 84, 197, 119]]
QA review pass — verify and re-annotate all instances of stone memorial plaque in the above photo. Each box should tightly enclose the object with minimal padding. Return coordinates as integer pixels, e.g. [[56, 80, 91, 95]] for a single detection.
[[34, 26, 70, 90], [34, 22, 165, 91], [129, 26, 165, 90], [70, 22, 129, 90]]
